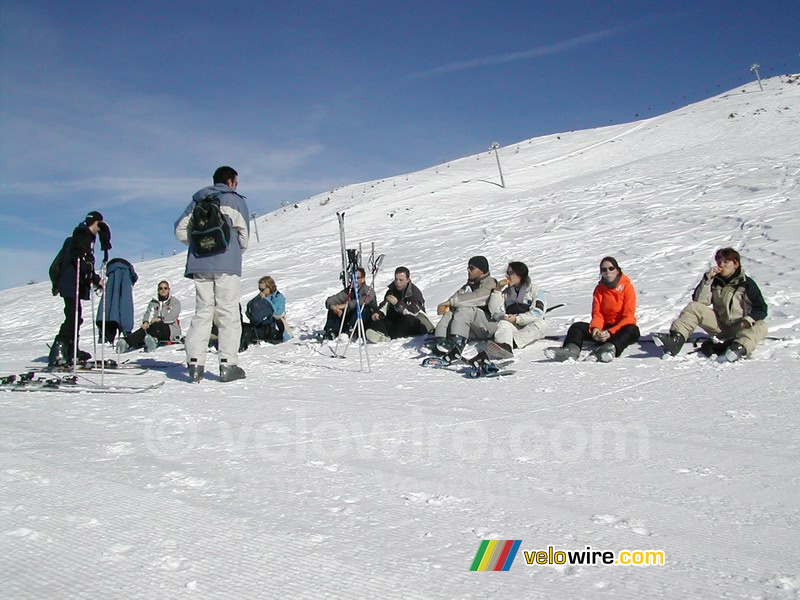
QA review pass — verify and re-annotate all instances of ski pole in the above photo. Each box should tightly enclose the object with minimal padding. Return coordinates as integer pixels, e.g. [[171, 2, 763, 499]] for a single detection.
[[90, 276, 97, 367], [333, 281, 354, 356], [73, 257, 81, 373], [99, 261, 107, 385]]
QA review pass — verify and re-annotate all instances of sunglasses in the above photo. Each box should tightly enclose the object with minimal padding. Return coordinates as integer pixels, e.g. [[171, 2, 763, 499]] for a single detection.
[[506, 269, 515, 276], [158, 286, 169, 290], [600, 266, 617, 273]]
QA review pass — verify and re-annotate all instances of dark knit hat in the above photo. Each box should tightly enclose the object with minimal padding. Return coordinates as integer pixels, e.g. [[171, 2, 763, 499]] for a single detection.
[[468, 255, 489, 274], [84, 211, 104, 225]]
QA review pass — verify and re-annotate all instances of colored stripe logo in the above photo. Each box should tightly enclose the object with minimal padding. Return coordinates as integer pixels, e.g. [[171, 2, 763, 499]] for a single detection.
[[470, 540, 522, 571]]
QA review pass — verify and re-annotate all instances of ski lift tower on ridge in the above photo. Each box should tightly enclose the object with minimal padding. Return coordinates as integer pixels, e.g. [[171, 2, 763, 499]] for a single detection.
[[491, 142, 505, 188], [751, 63, 763, 91]]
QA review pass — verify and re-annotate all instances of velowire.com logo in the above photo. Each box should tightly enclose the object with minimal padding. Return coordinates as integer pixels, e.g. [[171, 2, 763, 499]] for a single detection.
[[469, 540, 522, 571]]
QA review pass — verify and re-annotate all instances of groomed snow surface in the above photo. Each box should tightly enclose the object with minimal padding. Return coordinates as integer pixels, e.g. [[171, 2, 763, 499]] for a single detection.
[[2, 76, 799, 599]]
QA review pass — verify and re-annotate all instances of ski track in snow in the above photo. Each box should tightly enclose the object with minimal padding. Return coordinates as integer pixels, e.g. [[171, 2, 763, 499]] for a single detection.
[[1, 76, 799, 599]]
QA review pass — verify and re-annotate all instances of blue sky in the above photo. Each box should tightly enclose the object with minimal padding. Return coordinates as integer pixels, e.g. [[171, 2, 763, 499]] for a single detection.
[[1, 0, 798, 289]]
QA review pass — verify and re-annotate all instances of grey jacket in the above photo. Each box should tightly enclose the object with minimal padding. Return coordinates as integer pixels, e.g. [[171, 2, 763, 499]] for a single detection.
[[175, 183, 250, 277], [325, 283, 378, 312], [448, 274, 498, 309], [143, 295, 182, 340]]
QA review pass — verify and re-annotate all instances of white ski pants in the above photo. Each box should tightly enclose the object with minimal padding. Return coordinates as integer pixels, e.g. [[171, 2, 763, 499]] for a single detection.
[[185, 273, 242, 366]]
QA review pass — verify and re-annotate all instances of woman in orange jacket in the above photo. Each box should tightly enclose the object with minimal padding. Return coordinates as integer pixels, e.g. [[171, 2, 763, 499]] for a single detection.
[[547, 256, 640, 362]]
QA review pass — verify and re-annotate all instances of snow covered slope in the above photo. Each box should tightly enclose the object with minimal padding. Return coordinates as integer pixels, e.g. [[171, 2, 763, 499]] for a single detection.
[[1, 76, 799, 599]]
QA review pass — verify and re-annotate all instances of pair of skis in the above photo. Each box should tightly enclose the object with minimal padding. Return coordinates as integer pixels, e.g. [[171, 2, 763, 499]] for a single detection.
[[1, 371, 164, 394]]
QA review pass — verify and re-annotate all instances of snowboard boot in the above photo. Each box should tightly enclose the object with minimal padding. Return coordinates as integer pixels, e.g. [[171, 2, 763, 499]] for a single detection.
[[546, 343, 581, 362], [486, 341, 514, 360], [448, 335, 467, 353], [365, 329, 391, 344], [187, 359, 204, 383], [219, 359, 246, 383], [594, 342, 616, 363], [698, 338, 729, 357], [116, 337, 129, 354], [723, 341, 747, 363], [144, 334, 158, 353], [47, 339, 71, 370], [652, 331, 685, 357]]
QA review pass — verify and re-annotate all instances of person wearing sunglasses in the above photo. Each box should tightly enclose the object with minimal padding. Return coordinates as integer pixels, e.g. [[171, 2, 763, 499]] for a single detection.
[[546, 256, 639, 362], [240, 275, 292, 350], [485, 261, 549, 357], [653, 247, 768, 362], [432, 255, 498, 352], [116, 281, 182, 353]]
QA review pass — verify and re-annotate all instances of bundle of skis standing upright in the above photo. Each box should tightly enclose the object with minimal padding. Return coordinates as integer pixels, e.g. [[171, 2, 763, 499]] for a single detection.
[[330, 212, 385, 371]]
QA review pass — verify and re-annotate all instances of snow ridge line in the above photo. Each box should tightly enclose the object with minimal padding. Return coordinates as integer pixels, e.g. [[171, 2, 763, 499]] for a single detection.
[[260, 370, 687, 449]]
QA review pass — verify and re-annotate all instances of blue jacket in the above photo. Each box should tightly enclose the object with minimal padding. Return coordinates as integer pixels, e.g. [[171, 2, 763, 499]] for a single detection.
[[96, 258, 138, 332], [174, 183, 250, 277]]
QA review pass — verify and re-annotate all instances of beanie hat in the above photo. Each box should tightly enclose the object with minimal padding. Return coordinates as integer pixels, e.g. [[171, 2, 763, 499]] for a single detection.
[[84, 211, 104, 226], [468, 255, 489, 274]]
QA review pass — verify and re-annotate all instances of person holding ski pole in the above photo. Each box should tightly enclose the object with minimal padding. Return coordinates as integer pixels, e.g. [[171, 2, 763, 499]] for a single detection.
[[546, 256, 639, 363], [323, 267, 377, 340], [652, 247, 768, 361], [47, 211, 111, 368]]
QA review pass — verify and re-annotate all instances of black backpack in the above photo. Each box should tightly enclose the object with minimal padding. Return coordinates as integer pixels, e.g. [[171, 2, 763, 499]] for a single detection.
[[190, 194, 231, 256], [48, 237, 71, 296]]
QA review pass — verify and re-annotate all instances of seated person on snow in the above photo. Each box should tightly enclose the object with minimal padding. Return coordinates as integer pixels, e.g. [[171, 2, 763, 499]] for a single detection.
[[366, 266, 434, 343], [433, 255, 498, 352], [240, 276, 292, 350], [652, 247, 768, 362], [323, 267, 377, 340], [117, 280, 182, 353], [547, 256, 640, 363], [486, 261, 548, 357]]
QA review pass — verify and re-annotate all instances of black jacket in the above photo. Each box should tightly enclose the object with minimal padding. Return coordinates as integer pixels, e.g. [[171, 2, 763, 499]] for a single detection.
[[57, 224, 100, 300]]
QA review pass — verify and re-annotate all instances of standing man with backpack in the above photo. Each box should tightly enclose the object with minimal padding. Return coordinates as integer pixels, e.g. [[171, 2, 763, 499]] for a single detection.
[[175, 166, 250, 383]]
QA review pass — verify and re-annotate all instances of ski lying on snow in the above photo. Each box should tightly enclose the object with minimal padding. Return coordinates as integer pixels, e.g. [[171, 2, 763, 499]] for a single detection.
[[2, 372, 164, 393]]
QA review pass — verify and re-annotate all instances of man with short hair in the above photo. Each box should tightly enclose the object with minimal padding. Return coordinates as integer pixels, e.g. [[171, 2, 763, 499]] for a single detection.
[[653, 247, 768, 361], [433, 256, 498, 351], [48, 210, 110, 368], [175, 166, 250, 382], [366, 266, 433, 343], [323, 267, 377, 340]]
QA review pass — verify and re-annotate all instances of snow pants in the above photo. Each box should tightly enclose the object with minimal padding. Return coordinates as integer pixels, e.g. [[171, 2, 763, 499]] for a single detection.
[[369, 313, 429, 340], [670, 301, 767, 355], [185, 273, 242, 366], [494, 318, 548, 349], [434, 306, 497, 341], [564, 322, 640, 357]]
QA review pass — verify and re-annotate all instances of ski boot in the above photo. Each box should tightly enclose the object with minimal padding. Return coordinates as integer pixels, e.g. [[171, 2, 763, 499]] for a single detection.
[[47, 339, 71, 370], [594, 342, 616, 363], [723, 341, 747, 363], [652, 331, 685, 357], [187, 359, 204, 383], [545, 343, 580, 362], [219, 360, 246, 383]]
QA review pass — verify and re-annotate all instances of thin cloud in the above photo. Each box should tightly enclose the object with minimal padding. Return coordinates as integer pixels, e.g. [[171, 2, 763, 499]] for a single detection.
[[404, 29, 622, 81]]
